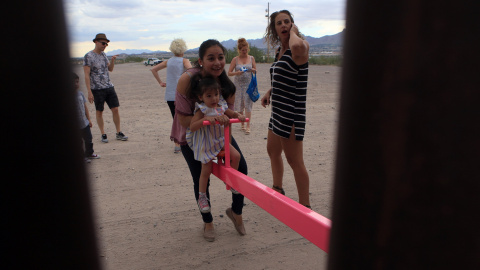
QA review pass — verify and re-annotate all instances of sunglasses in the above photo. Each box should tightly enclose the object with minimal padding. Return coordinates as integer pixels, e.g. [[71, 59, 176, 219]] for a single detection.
[[99, 42, 109, 46]]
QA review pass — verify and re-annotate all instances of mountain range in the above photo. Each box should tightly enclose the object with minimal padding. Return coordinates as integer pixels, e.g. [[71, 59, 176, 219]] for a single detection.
[[106, 30, 344, 56]]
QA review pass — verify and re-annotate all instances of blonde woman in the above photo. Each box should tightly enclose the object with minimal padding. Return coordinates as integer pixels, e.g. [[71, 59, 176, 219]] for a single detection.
[[227, 38, 257, 134], [151, 38, 192, 153]]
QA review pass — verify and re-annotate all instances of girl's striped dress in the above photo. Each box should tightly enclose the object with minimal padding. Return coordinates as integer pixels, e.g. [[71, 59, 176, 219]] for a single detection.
[[269, 48, 309, 141], [186, 97, 228, 164]]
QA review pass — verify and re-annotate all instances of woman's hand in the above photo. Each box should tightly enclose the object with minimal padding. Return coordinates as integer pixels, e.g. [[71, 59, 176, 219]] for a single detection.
[[290, 23, 300, 37], [261, 88, 272, 108], [215, 114, 230, 126], [237, 114, 246, 122]]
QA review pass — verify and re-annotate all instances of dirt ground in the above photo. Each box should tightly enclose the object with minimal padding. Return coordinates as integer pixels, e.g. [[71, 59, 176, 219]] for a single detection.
[[73, 62, 341, 270]]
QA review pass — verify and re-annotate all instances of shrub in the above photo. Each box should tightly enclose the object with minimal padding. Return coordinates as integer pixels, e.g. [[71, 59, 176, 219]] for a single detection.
[[125, 56, 144, 63], [309, 55, 343, 66]]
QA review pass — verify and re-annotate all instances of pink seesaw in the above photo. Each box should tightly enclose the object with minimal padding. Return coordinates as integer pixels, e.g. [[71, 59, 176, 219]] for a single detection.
[[202, 119, 331, 253]]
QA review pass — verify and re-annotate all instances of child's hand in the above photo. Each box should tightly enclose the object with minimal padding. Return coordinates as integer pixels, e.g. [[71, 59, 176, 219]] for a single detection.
[[205, 116, 216, 125]]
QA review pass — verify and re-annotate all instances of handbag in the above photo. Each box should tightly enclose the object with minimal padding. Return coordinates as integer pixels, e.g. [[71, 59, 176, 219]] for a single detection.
[[246, 73, 260, 102]]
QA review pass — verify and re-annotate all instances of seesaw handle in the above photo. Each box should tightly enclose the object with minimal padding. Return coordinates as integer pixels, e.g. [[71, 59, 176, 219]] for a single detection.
[[200, 118, 249, 178], [202, 118, 250, 126]]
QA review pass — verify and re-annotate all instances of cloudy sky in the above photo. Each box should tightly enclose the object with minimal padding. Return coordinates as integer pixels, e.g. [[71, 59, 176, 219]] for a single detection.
[[64, 0, 346, 57]]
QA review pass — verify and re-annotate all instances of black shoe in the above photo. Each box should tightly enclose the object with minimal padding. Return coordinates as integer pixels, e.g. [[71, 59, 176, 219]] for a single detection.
[[116, 132, 128, 141], [101, 134, 108, 143]]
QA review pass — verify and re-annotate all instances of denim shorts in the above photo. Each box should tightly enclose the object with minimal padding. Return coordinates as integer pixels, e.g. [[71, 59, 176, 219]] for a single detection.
[[92, 87, 120, 111]]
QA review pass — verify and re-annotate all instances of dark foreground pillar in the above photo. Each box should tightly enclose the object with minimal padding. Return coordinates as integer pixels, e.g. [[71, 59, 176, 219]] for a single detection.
[[1, 1, 101, 269], [328, 1, 480, 269]]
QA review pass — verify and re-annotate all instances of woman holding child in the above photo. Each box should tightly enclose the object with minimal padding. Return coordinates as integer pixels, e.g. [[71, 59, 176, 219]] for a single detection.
[[171, 39, 247, 242]]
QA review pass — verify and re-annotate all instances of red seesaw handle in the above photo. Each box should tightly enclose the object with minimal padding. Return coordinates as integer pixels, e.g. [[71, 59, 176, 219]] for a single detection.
[[201, 118, 249, 170], [202, 118, 249, 126]]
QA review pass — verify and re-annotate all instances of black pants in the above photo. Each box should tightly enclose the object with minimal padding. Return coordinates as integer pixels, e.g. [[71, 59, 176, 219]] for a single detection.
[[167, 101, 175, 119], [181, 136, 247, 223], [81, 125, 94, 157]]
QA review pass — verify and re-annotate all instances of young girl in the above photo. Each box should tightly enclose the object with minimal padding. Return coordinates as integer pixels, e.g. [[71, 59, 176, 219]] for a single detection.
[[186, 75, 246, 213]]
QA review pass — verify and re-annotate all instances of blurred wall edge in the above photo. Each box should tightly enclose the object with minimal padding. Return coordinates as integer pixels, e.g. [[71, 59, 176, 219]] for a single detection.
[[1, 1, 101, 269], [328, 1, 480, 269]]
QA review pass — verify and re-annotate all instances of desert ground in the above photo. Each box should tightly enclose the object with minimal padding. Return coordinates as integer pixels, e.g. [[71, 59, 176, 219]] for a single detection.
[[73, 62, 341, 270]]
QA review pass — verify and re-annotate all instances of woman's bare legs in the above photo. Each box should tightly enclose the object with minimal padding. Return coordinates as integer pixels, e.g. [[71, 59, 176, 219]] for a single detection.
[[267, 127, 310, 206], [245, 111, 252, 130], [281, 127, 310, 206], [267, 129, 284, 191]]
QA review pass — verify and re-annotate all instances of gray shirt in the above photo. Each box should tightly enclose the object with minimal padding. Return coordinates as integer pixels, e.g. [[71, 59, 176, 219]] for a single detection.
[[76, 91, 89, 128], [83, 51, 114, 90], [165, 56, 185, 101]]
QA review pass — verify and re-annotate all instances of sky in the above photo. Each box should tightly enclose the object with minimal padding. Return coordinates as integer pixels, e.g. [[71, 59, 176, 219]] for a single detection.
[[64, 0, 346, 57]]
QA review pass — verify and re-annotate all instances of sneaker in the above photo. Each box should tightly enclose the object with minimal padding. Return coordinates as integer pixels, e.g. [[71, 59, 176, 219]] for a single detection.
[[84, 158, 91, 163], [101, 134, 108, 143], [88, 154, 100, 159], [197, 193, 210, 213], [116, 131, 128, 141], [174, 145, 181, 153]]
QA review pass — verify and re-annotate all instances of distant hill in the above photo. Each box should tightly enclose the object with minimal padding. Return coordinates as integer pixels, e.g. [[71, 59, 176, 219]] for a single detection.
[[220, 30, 344, 50], [106, 49, 167, 56], [106, 30, 344, 56]]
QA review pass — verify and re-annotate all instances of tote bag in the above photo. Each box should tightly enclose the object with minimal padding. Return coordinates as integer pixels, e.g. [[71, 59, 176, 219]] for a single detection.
[[246, 73, 260, 102]]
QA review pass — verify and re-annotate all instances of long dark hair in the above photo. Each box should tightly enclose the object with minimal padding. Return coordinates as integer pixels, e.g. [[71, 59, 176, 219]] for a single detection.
[[191, 39, 236, 100]]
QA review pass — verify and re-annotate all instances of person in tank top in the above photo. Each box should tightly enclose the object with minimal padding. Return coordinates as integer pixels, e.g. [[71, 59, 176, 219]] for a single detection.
[[150, 38, 192, 153], [227, 38, 257, 134]]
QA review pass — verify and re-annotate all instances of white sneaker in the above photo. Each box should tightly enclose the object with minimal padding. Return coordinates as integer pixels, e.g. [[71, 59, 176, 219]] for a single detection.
[[197, 193, 210, 213]]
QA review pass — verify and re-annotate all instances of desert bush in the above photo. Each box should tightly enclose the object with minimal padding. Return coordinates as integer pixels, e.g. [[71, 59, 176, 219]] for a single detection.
[[309, 55, 343, 66], [125, 56, 144, 63]]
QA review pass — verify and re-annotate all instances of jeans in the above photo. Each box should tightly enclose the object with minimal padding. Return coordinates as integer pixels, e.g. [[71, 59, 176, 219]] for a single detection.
[[181, 136, 247, 223]]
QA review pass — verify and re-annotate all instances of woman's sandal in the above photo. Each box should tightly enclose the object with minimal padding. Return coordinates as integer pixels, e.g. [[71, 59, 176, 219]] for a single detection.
[[272, 185, 285, 195], [245, 128, 251, 135]]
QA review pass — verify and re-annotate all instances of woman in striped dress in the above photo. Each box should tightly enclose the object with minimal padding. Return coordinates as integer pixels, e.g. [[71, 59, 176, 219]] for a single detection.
[[261, 10, 311, 209]]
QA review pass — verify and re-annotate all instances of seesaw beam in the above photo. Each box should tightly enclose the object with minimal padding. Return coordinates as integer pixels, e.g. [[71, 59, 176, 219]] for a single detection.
[[204, 119, 331, 252]]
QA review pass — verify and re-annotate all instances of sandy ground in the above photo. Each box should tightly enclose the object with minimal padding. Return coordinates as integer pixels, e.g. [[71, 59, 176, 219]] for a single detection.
[[73, 62, 341, 270]]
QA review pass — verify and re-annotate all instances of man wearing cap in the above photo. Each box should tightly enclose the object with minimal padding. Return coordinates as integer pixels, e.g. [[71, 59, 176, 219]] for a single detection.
[[83, 33, 128, 143]]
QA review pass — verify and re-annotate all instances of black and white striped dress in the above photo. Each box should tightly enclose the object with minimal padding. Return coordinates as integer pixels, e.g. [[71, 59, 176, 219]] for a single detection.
[[268, 48, 309, 140]]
